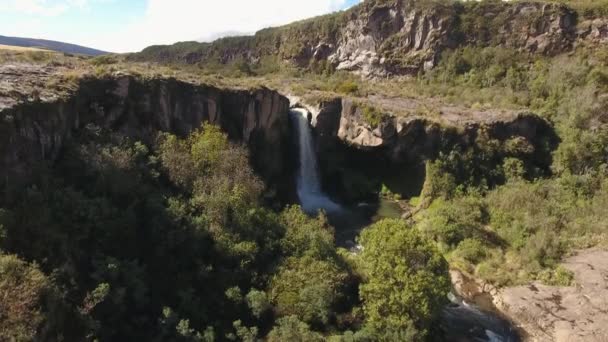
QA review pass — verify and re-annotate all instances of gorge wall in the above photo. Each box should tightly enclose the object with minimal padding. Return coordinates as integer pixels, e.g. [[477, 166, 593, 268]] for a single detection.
[[0, 70, 559, 207], [0, 75, 292, 196], [305, 97, 558, 203], [131, 0, 591, 77]]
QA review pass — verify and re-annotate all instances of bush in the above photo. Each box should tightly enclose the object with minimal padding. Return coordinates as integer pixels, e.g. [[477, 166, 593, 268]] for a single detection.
[[417, 194, 487, 247], [552, 127, 608, 175], [279, 205, 335, 260], [336, 80, 360, 95], [246, 289, 271, 319], [538, 266, 574, 286], [90, 55, 118, 66], [502, 157, 526, 182], [0, 254, 50, 341], [360, 104, 385, 128], [420, 159, 457, 201], [453, 238, 487, 264]]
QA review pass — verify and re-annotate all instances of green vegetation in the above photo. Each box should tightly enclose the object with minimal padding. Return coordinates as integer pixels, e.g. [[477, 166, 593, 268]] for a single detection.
[[360, 103, 387, 128], [359, 219, 450, 340], [0, 254, 51, 341], [3, 0, 608, 339], [408, 43, 608, 284], [407, 47, 607, 286], [417, 174, 608, 285], [0, 119, 455, 340]]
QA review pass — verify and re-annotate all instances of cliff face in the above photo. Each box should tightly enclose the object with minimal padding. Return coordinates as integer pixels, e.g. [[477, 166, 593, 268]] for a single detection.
[[132, 0, 580, 77], [326, 0, 575, 76], [313, 97, 556, 162], [0, 75, 291, 194], [308, 97, 558, 202]]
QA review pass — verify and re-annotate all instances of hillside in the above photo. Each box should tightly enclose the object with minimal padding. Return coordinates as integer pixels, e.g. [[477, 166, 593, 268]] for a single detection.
[[130, 0, 608, 77], [0, 35, 109, 56]]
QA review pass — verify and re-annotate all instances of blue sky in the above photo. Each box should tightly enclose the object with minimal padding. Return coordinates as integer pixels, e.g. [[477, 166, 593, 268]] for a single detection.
[[0, 0, 361, 53]]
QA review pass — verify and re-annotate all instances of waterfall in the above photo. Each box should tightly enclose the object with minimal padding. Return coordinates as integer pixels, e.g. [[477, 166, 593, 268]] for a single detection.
[[290, 108, 341, 214], [290, 107, 519, 342]]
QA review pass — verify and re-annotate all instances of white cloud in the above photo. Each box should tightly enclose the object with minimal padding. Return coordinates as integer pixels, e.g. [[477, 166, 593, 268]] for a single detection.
[[0, 0, 88, 16], [0, 0, 360, 53], [90, 0, 358, 53]]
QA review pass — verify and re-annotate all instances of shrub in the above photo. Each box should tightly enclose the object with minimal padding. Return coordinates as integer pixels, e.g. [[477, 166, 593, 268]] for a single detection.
[[279, 205, 335, 260], [538, 266, 574, 286], [0, 254, 50, 341], [502, 157, 526, 182], [360, 104, 385, 128], [420, 159, 457, 201], [417, 194, 487, 247], [90, 55, 117, 66], [246, 289, 271, 318], [336, 80, 360, 95], [453, 238, 487, 264]]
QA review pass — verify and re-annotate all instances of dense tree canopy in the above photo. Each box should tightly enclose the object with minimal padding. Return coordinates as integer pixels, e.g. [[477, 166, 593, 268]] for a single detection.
[[358, 219, 451, 339]]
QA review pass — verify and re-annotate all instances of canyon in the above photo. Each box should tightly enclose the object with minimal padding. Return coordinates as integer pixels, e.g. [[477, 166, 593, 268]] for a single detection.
[[0, 61, 592, 340], [1, 0, 608, 340]]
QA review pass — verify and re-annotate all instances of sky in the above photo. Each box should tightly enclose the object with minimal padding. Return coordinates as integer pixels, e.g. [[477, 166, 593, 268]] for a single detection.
[[0, 0, 362, 53]]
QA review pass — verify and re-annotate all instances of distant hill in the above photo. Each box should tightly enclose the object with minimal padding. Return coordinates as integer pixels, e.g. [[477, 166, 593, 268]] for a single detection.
[[0, 35, 109, 56]]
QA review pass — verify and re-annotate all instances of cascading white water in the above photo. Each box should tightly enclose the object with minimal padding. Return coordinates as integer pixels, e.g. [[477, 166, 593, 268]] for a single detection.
[[290, 108, 341, 214]]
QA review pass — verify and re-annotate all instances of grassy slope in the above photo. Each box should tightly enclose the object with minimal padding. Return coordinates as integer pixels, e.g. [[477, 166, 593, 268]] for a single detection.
[[0, 44, 50, 52], [0, 35, 109, 56]]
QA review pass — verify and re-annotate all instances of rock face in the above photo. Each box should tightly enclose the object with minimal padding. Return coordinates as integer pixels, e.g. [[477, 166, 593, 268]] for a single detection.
[[452, 250, 608, 342], [307, 96, 558, 203], [133, 0, 580, 77], [327, 1, 457, 76], [578, 18, 608, 45], [470, 1, 576, 55], [314, 97, 556, 164], [0, 74, 292, 195], [328, 1, 576, 76]]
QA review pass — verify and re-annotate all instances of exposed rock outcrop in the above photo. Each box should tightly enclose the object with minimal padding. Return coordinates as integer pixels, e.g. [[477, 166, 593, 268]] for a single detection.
[[132, 0, 580, 77], [328, 1, 576, 76], [0, 69, 291, 195], [578, 18, 608, 44], [304, 96, 558, 203], [451, 249, 608, 342], [313, 97, 556, 164]]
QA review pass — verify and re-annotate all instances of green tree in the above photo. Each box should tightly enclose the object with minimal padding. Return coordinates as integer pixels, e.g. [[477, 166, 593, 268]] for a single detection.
[[358, 219, 450, 338], [270, 256, 348, 326], [279, 205, 335, 260], [246, 289, 270, 318]]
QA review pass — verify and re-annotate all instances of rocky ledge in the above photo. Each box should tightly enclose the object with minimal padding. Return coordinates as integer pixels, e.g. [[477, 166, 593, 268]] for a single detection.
[[310, 96, 556, 166], [452, 249, 608, 342]]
